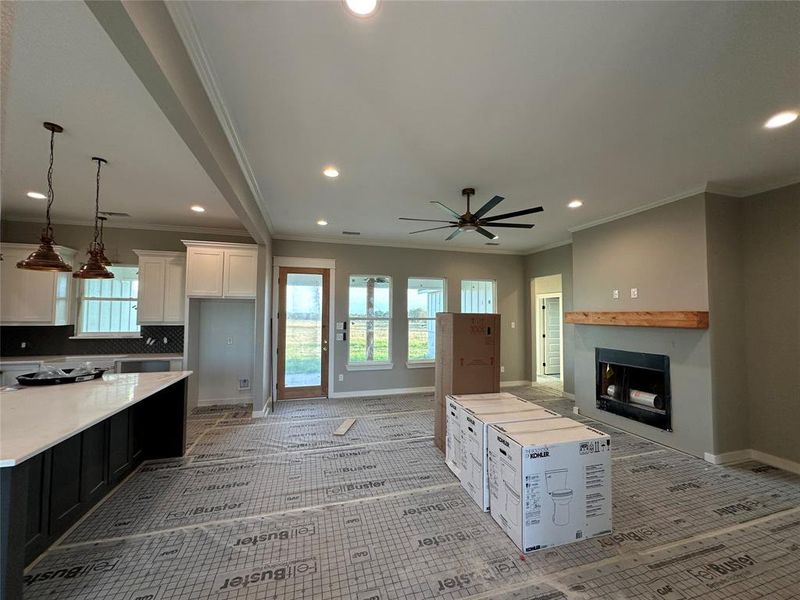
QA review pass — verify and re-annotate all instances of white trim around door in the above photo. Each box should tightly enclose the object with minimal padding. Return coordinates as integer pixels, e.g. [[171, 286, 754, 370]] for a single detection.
[[535, 292, 564, 381]]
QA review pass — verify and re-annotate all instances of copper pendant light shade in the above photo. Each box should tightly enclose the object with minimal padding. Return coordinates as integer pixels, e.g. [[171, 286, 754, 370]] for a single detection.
[[97, 216, 112, 266], [17, 122, 73, 272], [74, 157, 114, 279]]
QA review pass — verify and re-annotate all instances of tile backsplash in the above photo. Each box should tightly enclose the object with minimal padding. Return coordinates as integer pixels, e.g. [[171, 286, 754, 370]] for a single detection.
[[0, 325, 183, 357]]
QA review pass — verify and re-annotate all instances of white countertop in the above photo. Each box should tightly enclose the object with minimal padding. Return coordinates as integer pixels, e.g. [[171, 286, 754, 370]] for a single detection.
[[0, 371, 192, 467], [0, 353, 183, 366]]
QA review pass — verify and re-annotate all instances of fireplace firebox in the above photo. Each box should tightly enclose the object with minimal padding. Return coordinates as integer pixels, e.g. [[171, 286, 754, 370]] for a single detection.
[[596, 348, 671, 431]]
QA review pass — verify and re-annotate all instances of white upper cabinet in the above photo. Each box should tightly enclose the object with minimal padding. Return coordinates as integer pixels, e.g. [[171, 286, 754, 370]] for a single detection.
[[183, 241, 257, 299], [0, 243, 76, 325], [133, 250, 186, 324]]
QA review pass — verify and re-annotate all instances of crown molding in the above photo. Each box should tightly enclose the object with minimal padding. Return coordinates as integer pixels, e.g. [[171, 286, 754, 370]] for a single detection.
[[3, 216, 252, 238], [271, 233, 525, 255], [567, 186, 707, 233], [166, 1, 275, 235], [523, 238, 573, 256]]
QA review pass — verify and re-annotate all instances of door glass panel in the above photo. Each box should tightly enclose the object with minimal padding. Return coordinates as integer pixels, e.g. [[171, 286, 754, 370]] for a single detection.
[[284, 273, 323, 387]]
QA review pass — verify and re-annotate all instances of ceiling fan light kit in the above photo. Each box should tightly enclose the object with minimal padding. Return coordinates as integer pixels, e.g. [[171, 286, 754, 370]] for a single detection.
[[399, 187, 543, 242], [16, 122, 74, 272]]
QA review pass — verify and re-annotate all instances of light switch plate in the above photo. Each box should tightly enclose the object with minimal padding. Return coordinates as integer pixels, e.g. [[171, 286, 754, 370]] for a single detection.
[[630, 287, 639, 299], [338, 374, 344, 382], [500, 366, 505, 373], [336, 322, 345, 331], [336, 332, 344, 341], [511, 321, 515, 329], [612, 289, 619, 299]]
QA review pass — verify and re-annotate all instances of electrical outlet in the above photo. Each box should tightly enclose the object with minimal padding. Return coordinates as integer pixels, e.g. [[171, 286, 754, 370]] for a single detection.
[[163, 337, 168, 344], [226, 336, 233, 345], [612, 289, 619, 299], [338, 374, 344, 382], [630, 287, 639, 299], [238, 378, 250, 390], [20, 342, 27, 348], [500, 366, 505, 373], [511, 321, 515, 329]]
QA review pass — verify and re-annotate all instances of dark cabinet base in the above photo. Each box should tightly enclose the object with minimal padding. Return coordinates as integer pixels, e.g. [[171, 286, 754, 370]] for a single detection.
[[0, 377, 187, 600]]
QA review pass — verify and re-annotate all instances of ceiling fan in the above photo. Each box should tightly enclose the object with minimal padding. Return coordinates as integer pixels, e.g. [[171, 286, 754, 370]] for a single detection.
[[399, 188, 543, 241]]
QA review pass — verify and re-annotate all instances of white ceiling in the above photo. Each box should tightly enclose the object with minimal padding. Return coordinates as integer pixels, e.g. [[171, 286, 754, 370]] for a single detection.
[[183, 0, 800, 252], [0, 1, 246, 233]]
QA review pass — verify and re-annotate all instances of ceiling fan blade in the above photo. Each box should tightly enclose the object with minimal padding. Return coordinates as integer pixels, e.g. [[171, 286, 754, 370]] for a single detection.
[[484, 222, 535, 229], [475, 226, 498, 240], [430, 201, 462, 219], [399, 217, 456, 223], [482, 206, 544, 222], [445, 228, 463, 241], [472, 195, 504, 219], [409, 225, 458, 234]]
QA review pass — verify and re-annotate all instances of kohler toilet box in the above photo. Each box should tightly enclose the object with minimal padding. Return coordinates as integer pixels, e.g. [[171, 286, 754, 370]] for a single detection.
[[487, 425, 612, 552], [459, 406, 561, 511], [491, 417, 587, 437], [445, 395, 542, 477]]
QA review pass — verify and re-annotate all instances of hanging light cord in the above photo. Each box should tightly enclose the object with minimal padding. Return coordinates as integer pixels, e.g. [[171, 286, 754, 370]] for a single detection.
[[44, 128, 56, 238], [93, 159, 102, 248]]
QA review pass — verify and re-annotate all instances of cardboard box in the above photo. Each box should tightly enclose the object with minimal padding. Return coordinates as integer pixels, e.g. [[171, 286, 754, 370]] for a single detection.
[[488, 425, 612, 553], [445, 395, 543, 476], [460, 407, 562, 511], [434, 313, 501, 452], [491, 417, 585, 436]]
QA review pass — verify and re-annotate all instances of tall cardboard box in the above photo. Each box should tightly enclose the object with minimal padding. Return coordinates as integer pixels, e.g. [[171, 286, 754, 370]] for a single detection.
[[460, 407, 561, 510], [434, 313, 501, 452], [488, 425, 612, 553]]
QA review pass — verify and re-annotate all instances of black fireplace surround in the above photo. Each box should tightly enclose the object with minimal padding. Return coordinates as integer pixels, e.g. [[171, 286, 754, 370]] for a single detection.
[[596, 348, 671, 431]]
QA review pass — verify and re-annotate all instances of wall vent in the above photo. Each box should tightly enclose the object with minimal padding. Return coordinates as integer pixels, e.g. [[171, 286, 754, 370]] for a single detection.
[[342, 231, 361, 235]]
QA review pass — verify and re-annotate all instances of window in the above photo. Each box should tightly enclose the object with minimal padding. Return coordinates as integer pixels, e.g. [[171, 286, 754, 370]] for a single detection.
[[461, 279, 496, 313], [77, 266, 140, 336], [348, 275, 391, 366], [407, 278, 446, 363]]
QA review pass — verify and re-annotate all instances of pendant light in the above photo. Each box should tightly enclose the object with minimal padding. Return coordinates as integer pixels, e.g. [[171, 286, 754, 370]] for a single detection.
[[16, 122, 73, 272], [97, 216, 112, 266], [73, 157, 114, 279]]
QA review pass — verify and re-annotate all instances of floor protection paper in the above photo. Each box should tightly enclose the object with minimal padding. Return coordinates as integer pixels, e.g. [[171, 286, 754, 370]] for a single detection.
[[269, 393, 435, 422], [33, 487, 562, 600], [63, 438, 455, 543], [188, 412, 434, 461]]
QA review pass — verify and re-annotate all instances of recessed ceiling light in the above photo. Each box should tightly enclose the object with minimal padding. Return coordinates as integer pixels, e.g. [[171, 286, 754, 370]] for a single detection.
[[322, 166, 339, 178], [568, 199, 583, 209], [765, 111, 798, 129], [317, 220, 328, 226], [190, 205, 206, 213], [27, 191, 46, 199], [345, 0, 378, 17]]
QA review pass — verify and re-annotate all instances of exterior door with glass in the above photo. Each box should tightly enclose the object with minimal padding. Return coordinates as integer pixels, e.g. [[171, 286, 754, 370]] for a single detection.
[[277, 267, 330, 400]]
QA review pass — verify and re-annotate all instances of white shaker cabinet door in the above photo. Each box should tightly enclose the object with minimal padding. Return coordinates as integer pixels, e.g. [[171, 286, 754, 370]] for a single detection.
[[186, 247, 224, 297]]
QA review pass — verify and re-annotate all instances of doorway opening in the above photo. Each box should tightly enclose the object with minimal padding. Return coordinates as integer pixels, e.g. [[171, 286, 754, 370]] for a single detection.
[[273, 258, 335, 401], [532, 274, 563, 388]]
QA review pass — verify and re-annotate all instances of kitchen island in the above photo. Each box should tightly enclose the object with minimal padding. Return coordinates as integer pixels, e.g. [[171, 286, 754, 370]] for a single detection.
[[0, 371, 191, 600]]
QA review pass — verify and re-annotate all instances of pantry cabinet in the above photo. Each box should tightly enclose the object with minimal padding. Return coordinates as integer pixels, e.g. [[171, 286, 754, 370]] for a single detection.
[[183, 241, 257, 299], [133, 251, 185, 324], [0, 243, 76, 325]]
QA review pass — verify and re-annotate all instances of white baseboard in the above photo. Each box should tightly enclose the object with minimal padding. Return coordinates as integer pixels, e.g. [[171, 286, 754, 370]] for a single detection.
[[750, 450, 800, 476], [251, 397, 272, 418], [703, 449, 752, 465], [500, 380, 531, 388], [197, 396, 254, 407], [703, 448, 800, 475], [329, 386, 434, 399]]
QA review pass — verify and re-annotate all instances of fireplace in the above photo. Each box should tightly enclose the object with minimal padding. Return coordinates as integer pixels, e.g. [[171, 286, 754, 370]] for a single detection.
[[596, 348, 671, 431]]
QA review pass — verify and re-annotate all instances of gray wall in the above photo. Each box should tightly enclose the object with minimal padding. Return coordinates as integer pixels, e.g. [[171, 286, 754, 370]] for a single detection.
[[272, 239, 527, 394], [0, 220, 252, 265], [705, 193, 749, 454], [571, 194, 714, 457], [741, 183, 800, 462], [523, 244, 575, 394]]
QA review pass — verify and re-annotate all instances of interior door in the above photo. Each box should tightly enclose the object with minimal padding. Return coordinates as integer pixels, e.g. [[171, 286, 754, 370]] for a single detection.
[[277, 267, 330, 400], [542, 296, 562, 376]]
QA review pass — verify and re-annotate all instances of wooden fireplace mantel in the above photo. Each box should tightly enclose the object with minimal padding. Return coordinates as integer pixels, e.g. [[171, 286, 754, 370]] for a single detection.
[[564, 311, 709, 329]]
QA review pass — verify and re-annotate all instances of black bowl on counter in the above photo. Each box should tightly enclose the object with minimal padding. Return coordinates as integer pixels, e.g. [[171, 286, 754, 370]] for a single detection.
[[16, 368, 107, 386]]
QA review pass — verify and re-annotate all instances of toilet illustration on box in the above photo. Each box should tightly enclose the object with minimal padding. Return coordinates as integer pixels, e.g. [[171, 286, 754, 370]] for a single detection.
[[545, 468, 573, 526]]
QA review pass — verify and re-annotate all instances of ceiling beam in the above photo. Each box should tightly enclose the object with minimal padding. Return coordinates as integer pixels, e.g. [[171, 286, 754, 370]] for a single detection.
[[85, 0, 272, 244]]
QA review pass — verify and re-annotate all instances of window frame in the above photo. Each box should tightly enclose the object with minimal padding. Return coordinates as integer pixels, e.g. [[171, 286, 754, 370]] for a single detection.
[[460, 279, 497, 314], [406, 276, 447, 366], [72, 264, 142, 339], [346, 274, 393, 370]]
